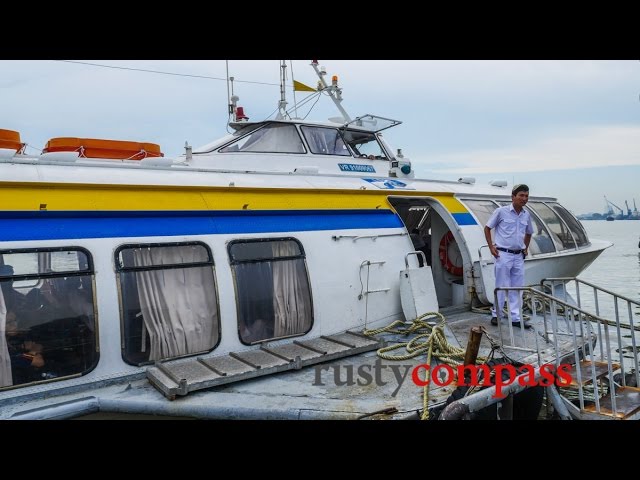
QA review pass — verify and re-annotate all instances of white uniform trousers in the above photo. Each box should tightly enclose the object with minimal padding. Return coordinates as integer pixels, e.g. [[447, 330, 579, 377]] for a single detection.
[[490, 251, 525, 322]]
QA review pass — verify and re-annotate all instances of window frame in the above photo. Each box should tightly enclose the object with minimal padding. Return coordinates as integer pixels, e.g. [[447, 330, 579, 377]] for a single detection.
[[227, 237, 314, 345], [0, 246, 99, 390], [340, 129, 388, 160], [300, 125, 351, 157], [0, 246, 94, 282], [459, 198, 501, 227], [526, 201, 578, 251], [546, 201, 590, 248], [217, 122, 308, 155], [459, 197, 566, 257], [114, 241, 221, 366]]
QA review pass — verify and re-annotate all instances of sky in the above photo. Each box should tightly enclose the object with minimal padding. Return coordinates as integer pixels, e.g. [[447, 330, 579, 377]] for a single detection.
[[1, 60, 638, 215]]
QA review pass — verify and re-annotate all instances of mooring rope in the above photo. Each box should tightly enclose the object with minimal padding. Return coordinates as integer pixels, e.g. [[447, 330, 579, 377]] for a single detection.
[[363, 312, 485, 420]]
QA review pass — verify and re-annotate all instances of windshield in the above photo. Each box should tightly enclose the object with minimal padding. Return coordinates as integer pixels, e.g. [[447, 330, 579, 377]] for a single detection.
[[342, 130, 387, 159], [219, 123, 305, 154]]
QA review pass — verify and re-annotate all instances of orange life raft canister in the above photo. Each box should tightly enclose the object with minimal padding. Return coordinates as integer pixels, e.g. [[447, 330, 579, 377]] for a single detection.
[[0, 129, 24, 152], [43, 137, 163, 160]]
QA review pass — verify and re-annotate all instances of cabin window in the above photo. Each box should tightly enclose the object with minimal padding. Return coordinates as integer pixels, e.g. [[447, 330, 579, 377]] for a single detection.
[[461, 199, 500, 245], [466, 199, 558, 256], [219, 123, 305, 154], [526, 202, 577, 250], [229, 238, 313, 344], [0, 248, 98, 390], [115, 242, 220, 365], [462, 199, 500, 227], [341, 130, 387, 159], [524, 207, 557, 255], [547, 203, 589, 247], [301, 126, 350, 156]]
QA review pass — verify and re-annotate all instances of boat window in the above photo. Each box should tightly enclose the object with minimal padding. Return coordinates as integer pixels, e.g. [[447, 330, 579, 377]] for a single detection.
[[115, 242, 220, 365], [0, 248, 98, 390], [526, 202, 577, 250], [460, 199, 501, 245], [547, 202, 589, 247], [219, 123, 305, 154], [300, 126, 350, 156], [229, 238, 313, 345], [524, 207, 557, 255], [341, 130, 387, 159], [462, 199, 500, 227]]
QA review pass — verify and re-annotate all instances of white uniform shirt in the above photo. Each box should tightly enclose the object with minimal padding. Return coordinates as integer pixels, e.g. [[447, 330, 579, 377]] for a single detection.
[[486, 204, 534, 250]]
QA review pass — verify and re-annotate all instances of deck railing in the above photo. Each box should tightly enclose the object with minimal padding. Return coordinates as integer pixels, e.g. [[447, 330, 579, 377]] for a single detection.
[[441, 281, 640, 419], [540, 277, 640, 418]]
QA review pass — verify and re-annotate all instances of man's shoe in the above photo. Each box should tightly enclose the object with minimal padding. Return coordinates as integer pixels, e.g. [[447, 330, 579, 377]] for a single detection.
[[511, 321, 532, 330], [490, 317, 498, 326]]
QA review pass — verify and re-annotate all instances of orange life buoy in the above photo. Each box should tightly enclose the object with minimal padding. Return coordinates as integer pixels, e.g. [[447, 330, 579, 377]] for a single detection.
[[439, 231, 463, 276]]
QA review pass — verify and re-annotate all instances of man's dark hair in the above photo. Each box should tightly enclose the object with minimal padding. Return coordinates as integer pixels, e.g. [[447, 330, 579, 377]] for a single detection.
[[512, 184, 529, 195]]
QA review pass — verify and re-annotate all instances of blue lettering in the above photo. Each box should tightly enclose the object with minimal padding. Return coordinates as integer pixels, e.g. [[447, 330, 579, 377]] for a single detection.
[[339, 164, 376, 173]]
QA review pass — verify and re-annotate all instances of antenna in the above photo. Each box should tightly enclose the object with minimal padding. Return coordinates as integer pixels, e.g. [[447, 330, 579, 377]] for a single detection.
[[226, 61, 233, 119], [276, 60, 288, 120], [290, 60, 298, 119]]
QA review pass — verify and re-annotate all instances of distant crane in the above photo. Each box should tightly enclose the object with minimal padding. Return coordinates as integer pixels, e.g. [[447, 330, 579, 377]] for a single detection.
[[604, 196, 614, 216], [625, 200, 632, 217], [629, 199, 640, 220], [604, 196, 624, 218]]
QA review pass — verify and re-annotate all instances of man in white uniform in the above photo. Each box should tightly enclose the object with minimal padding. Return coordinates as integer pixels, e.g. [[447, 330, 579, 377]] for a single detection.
[[484, 184, 534, 328]]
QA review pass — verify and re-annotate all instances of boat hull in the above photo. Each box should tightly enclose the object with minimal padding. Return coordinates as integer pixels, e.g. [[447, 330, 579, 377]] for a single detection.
[[474, 238, 611, 304]]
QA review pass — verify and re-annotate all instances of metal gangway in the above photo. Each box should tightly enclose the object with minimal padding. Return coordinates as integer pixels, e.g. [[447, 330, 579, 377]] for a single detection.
[[492, 278, 640, 420], [439, 277, 640, 420], [538, 278, 640, 419]]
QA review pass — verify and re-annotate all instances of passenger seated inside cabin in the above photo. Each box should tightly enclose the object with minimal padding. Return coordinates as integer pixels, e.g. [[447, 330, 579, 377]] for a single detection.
[[1, 252, 99, 387], [21, 274, 96, 376], [26, 273, 91, 322], [1, 264, 49, 385], [5, 314, 48, 385], [0, 265, 27, 313]]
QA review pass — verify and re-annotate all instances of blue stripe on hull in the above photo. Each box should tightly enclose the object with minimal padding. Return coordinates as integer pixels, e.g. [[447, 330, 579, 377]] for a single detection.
[[452, 212, 477, 226], [0, 210, 404, 241]]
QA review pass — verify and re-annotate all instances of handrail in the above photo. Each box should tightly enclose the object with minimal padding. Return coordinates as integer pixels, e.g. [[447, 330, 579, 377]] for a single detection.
[[542, 276, 640, 400], [543, 277, 640, 307], [441, 281, 640, 420]]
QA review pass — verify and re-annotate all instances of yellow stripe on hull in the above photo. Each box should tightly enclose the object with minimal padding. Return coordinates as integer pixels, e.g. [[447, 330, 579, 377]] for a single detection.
[[0, 182, 469, 214]]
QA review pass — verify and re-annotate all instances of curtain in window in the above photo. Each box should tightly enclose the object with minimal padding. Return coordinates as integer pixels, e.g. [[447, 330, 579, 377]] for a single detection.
[[0, 290, 12, 387], [271, 242, 311, 337], [133, 248, 216, 361]]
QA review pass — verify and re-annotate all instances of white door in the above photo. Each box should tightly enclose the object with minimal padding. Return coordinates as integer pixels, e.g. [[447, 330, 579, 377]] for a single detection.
[[474, 245, 496, 305]]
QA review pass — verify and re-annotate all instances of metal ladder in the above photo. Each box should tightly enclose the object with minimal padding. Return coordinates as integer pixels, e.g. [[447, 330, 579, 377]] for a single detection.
[[490, 279, 640, 419], [539, 278, 640, 419]]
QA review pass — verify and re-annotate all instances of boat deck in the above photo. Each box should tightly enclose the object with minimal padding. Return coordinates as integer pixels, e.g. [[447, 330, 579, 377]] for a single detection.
[[1, 305, 584, 420]]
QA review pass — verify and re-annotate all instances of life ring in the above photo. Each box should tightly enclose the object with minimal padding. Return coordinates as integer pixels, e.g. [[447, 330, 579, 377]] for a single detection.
[[439, 231, 463, 276]]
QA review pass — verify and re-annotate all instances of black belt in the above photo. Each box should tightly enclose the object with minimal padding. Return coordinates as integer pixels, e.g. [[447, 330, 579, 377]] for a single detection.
[[496, 247, 524, 254]]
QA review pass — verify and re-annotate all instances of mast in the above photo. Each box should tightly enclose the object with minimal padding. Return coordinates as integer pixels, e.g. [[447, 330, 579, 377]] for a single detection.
[[275, 60, 288, 120], [310, 60, 351, 123]]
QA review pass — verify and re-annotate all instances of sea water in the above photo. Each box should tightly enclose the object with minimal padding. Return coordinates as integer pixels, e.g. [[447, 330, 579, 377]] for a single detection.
[[578, 220, 640, 323], [580, 220, 640, 301]]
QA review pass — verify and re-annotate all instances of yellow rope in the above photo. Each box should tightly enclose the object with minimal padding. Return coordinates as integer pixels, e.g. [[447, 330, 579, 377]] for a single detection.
[[363, 311, 484, 420]]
